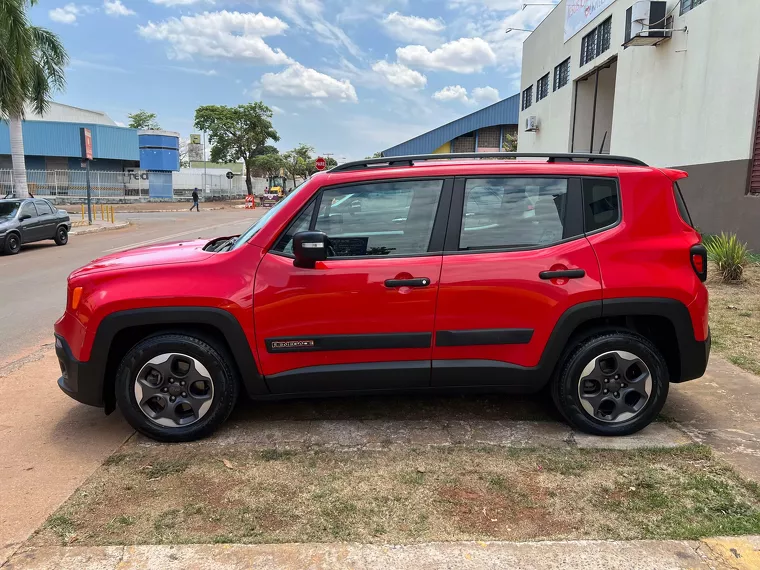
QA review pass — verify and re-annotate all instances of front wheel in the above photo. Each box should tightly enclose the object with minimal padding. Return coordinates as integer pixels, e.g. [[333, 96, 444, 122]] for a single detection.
[[551, 331, 669, 436], [115, 334, 239, 442], [4, 233, 21, 255], [54, 226, 69, 245]]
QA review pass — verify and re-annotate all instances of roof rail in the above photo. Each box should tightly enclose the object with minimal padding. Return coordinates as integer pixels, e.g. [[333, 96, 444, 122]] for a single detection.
[[330, 152, 647, 173]]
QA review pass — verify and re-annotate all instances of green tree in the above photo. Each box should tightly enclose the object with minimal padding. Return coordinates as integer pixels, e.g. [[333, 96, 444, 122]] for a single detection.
[[325, 157, 338, 169], [282, 143, 315, 186], [194, 103, 280, 195], [502, 132, 518, 152], [127, 109, 160, 130], [365, 152, 383, 159], [1, 0, 68, 197], [250, 153, 284, 179]]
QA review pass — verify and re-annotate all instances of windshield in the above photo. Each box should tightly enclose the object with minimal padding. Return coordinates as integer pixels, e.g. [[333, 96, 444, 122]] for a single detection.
[[230, 180, 310, 250], [0, 202, 21, 218]]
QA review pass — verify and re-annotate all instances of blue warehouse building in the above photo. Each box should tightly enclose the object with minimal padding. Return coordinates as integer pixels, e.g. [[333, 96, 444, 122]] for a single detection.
[[382, 94, 520, 157], [0, 102, 179, 199]]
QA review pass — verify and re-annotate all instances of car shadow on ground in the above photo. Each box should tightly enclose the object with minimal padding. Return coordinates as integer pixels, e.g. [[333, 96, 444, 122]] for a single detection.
[[230, 392, 560, 423]]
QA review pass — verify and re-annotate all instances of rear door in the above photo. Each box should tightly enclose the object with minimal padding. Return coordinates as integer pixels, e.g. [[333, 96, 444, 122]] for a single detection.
[[431, 176, 606, 388], [254, 178, 452, 394], [33, 200, 56, 238]]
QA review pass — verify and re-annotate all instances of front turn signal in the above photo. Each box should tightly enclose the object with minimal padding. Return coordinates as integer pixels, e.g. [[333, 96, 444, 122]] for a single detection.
[[71, 286, 83, 311]]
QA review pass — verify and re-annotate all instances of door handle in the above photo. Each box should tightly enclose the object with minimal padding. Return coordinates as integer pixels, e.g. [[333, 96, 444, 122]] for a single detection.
[[539, 269, 585, 280], [385, 277, 431, 288]]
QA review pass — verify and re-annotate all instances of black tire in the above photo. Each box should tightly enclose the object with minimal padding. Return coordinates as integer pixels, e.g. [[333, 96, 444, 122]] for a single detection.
[[551, 331, 669, 436], [4, 232, 21, 255], [54, 226, 69, 246], [115, 334, 239, 442]]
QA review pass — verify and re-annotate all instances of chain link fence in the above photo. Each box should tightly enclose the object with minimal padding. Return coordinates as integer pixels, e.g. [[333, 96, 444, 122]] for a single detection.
[[0, 169, 253, 201]]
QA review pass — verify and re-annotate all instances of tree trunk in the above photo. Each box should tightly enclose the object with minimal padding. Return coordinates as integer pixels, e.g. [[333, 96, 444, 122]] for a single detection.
[[245, 160, 253, 195], [9, 115, 29, 198]]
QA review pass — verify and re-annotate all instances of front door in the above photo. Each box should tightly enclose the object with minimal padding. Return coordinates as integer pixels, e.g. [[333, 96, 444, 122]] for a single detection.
[[432, 176, 607, 387], [254, 178, 451, 394], [17, 201, 43, 242]]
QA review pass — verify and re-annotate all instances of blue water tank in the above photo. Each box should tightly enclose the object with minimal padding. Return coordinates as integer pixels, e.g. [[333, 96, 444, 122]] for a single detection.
[[138, 131, 180, 172]]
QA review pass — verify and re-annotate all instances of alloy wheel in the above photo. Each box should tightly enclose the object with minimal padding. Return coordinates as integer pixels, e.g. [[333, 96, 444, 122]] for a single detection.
[[577, 350, 652, 423], [134, 353, 215, 427]]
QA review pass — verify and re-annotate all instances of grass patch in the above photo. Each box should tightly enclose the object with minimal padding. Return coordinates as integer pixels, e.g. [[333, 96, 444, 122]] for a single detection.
[[707, 262, 760, 375], [144, 459, 189, 479], [31, 443, 760, 546], [259, 448, 297, 462]]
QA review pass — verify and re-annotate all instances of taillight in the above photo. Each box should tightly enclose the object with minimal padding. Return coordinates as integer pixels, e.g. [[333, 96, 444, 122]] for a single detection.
[[690, 244, 707, 282]]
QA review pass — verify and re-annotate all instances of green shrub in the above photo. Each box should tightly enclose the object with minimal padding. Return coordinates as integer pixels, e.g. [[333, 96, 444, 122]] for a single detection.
[[704, 233, 748, 282]]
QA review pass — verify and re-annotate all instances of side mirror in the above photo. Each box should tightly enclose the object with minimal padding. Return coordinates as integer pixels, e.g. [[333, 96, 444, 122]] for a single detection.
[[293, 231, 328, 268], [19, 213, 31, 221]]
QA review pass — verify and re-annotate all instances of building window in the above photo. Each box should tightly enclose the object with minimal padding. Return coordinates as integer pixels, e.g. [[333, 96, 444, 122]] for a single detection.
[[580, 16, 612, 66], [522, 85, 533, 110], [553, 58, 570, 91], [681, 0, 708, 15], [536, 73, 549, 102]]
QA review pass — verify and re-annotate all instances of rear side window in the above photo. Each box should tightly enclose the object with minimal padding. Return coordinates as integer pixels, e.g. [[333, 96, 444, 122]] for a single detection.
[[582, 178, 619, 232], [673, 182, 693, 227], [35, 201, 53, 215], [459, 178, 569, 250]]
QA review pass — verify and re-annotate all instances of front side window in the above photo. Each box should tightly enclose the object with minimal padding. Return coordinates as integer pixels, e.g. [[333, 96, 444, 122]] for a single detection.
[[314, 180, 443, 257], [19, 202, 37, 219], [582, 178, 619, 232], [459, 178, 569, 250]]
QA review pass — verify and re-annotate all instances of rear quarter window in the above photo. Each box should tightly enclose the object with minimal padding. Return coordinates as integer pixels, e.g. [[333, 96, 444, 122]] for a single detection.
[[582, 178, 620, 233], [673, 182, 693, 227]]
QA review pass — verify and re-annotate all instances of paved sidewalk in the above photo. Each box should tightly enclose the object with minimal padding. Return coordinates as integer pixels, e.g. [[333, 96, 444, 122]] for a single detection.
[[69, 221, 130, 235], [5, 537, 760, 569]]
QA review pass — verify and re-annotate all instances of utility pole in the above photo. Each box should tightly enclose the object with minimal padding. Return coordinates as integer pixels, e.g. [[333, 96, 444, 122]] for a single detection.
[[203, 131, 207, 196]]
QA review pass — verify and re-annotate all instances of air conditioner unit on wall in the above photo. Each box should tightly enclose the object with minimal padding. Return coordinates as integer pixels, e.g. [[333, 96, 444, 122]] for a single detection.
[[525, 116, 539, 132], [624, 1, 670, 47]]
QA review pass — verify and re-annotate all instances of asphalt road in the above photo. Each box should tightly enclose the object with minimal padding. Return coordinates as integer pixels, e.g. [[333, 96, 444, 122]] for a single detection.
[[0, 208, 263, 365]]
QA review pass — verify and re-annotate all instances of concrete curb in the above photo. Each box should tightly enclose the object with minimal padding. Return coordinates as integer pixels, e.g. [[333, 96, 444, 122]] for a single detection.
[[6, 536, 760, 569], [69, 221, 130, 236]]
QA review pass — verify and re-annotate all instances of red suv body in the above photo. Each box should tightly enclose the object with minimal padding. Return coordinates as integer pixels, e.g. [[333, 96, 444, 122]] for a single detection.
[[54, 154, 710, 442]]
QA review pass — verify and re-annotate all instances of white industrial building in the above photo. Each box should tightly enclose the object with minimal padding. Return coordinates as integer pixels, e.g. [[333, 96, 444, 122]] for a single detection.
[[518, 0, 760, 247]]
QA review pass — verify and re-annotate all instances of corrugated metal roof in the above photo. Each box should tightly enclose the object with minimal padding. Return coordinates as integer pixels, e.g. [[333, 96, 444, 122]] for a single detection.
[[382, 94, 520, 157], [24, 102, 117, 126], [0, 120, 139, 160]]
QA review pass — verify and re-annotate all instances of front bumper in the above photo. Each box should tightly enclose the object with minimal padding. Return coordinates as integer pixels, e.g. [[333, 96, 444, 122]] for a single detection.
[[55, 334, 104, 407]]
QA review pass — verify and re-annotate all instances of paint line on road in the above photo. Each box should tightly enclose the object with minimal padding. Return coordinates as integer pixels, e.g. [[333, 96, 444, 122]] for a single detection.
[[102, 221, 246, 253]]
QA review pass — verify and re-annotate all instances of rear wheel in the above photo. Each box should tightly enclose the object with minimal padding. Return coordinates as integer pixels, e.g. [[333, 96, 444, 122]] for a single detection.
[[551, 331, 669, 436], [4, 233, 21, 255], [54, 226, 69, 245], [115, 334, 239, 442]]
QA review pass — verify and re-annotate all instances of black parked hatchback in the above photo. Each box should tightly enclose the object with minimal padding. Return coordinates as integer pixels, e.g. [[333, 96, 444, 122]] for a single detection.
[[0, 198, 71, 255]]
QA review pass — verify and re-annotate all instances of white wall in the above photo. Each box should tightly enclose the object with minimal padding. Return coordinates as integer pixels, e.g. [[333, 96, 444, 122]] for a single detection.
[[518, 0, 760, 167]]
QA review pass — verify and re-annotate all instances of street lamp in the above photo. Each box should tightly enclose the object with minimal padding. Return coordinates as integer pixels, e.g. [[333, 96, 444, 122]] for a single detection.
[[522, 2, 557, 8], [505, 27, 535, 34]]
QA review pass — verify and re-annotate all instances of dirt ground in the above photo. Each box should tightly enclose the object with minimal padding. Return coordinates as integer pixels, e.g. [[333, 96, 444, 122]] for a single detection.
[[707, 263, 760, 375], [30, 444, 760, 547]]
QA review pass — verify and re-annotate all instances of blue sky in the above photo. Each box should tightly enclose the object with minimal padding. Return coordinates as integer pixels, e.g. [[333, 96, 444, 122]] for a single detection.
[[31, 0, 556, 161]]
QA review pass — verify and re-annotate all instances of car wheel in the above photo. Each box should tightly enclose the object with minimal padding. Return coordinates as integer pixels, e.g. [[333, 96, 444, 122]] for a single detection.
[[551, 331, 669, 436], [4, 233, 21, 255], [54, 226, 69, 246], [115, 334, 239, 442]]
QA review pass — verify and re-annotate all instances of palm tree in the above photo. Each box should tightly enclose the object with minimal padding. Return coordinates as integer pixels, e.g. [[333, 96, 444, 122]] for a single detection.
[[0, 0, 68, 197]]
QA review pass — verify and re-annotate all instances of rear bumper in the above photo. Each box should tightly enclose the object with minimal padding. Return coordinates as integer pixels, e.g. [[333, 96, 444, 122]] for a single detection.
[[55, 334, 103, 407], [676, 328, 711, 383]]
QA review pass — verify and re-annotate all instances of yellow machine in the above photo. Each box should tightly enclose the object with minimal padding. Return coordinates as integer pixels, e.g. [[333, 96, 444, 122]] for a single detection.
[[267, 175, 287, 196]]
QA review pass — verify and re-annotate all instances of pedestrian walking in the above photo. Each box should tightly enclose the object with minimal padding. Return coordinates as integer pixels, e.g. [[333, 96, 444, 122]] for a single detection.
[[190, 188, 200, 212]]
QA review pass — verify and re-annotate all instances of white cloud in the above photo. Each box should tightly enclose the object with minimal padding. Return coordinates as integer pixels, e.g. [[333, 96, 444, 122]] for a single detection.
[[104, 0, 136, 16], [68, 58, 129, 73], [138, 11, 291, 64], [150, 0, 213, 5], [396, 37, 496, 73], [472, 85, 500, 104], [381, 12, 445, 47], [260, 63, 358, 103], [432, 85, 469, 103], [371, 60, 427, 90], [49, 4, 80, 24], [264, 0, 363, 59], [271, 105, 286, 115], [166, 65, 217, 76], [115, 121, 126, 127]]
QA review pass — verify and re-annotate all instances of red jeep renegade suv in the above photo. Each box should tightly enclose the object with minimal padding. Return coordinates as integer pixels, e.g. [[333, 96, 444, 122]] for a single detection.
[[54, 153, 710, 442]]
